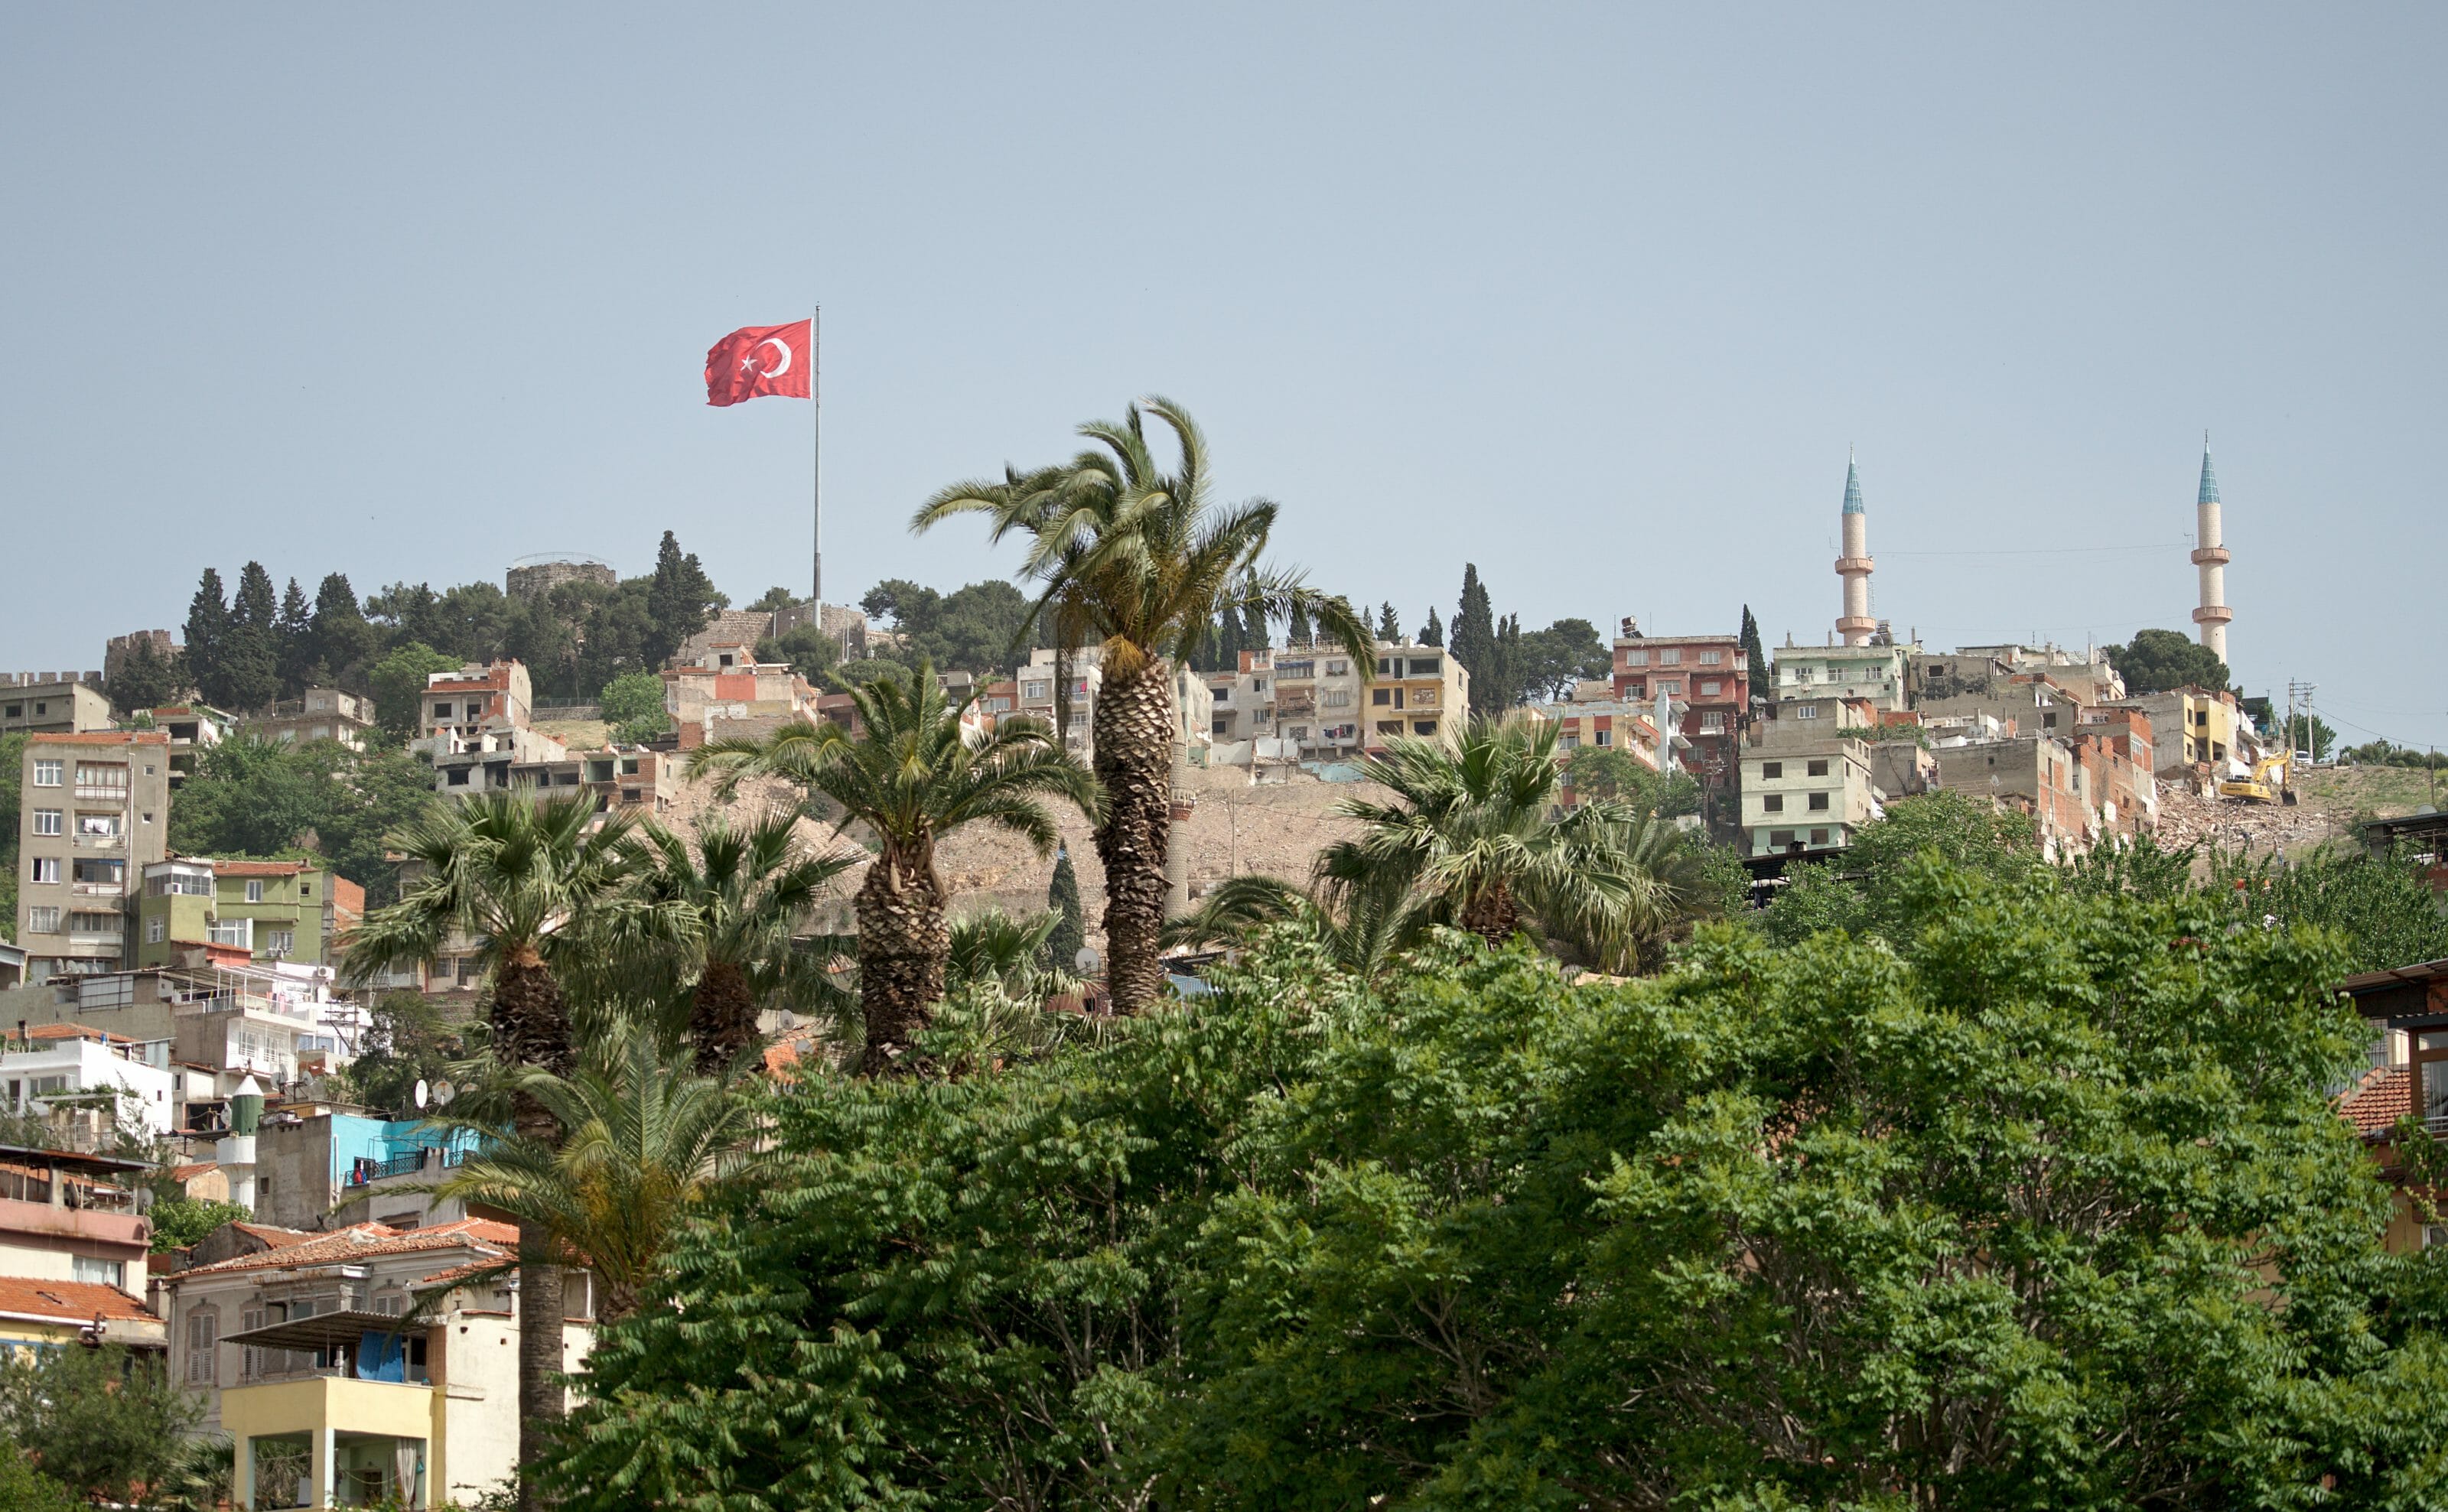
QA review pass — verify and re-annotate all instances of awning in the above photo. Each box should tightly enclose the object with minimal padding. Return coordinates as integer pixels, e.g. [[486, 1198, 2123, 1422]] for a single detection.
[[222, 1309, 416, 1352]]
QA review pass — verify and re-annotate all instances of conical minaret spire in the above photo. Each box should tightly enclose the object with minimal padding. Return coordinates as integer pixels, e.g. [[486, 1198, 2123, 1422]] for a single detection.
[[2189, 433, 2232, 663], [1834, 450, 1875, 645]]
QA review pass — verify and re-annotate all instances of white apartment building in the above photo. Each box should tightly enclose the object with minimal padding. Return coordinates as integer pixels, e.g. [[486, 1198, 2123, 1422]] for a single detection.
[[0, 1025, 177, 1138]]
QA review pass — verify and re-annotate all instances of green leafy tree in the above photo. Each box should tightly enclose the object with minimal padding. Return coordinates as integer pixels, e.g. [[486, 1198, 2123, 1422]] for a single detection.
[[1565, 743, 1701, 818], [0, 733, 21, 943], [2209, 841, 2448, 973], [0, 1439, 73, 1512], [415, 1023, 759, 1322], [2105, 626, 2232, 694], [106, 636, 185, 717], [1044, 844, 1085, 971], [577, 580, 659, 693], [367, 641, 458, 741], [597, 670, 671, 744], [644, 531, 723, 667], [1761, 785, 2044, 946], [1161, 871, 1409, 978], [1324, 715, 1720, 972], [181, 567, 230, 709], [755, 621, 840, 682], [0, 1344, 201, 1504], [340, 990, 467, 1117], [1450, 562, 1498, 714], [913, 397, 1369, 1013], [614, 812, 858, 1075], [747, 585, 798, 613], [309, 573, 378, 687], [343, 792, 642, 1509], [168, 736, 327, 859], [1288, 602, 1314, 646], [1514, 616, 1611, 702], [146, 1196, 253, 1252], [695, 662, 1102, 1072]]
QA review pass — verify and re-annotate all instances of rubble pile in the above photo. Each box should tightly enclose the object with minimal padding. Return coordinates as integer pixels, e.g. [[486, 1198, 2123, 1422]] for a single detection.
[[2150, 781, 2351, 856]]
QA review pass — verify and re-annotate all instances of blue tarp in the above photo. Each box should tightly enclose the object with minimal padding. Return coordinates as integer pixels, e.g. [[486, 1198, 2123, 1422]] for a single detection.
[[356, 1330, 406, 1382]]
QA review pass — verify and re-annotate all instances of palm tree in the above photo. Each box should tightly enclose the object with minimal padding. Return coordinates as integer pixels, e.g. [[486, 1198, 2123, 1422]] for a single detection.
[[1319, 716, 1720, 973], [340, 790, 641, 1510], [613, 811, 861, 1075], [692, 662, 1103, 1074], [1160, 873, 1408, 979], [414, 1022, 758, 1323], [913, 397, 1371, 1013]]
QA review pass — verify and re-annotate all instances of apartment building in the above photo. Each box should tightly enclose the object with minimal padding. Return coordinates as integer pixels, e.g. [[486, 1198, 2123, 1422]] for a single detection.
[[1739, 701, 1877, 857], [1932, 643, 2125, 706], [1770, 639, 1914, 713], [136, 860, 361, 971], [413, 661, 570, 793], [0, 674, 113, 736], [165, 1218, 594, 1506], [14, 731, 173, 981], [1365, 642, 1468, 752], [1915, 671, 2091, 742], [1017, 646, 1100, 756], [2098, 687, 2244, 779], [0, 1145, 161, 1350], [0, 1023, 176, 1140], [1932, 737, 2092, 858], [240, 689, 376, 753], [1527, 691, 1665, 807], [1611, 623, 1749, 810], [151, 706, 228, 789], [663, 642, 824, 746]]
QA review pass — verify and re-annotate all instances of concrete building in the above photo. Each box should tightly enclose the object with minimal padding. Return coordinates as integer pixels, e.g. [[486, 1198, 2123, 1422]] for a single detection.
[[1834, 454, 1877, 645], [0, 674, 112, 736], [1914, 671, 2092, 743], [1017, 646, 1100, 757], [1740, 698, 1880, 857], [413, 662, 571, 793], [1611, 622, 1749, 813], [0, 1143, 159, 1349], [1772, 637, 1914, 712], [14, 730, 173, 980], [150, 705, 230, 789], [662, 644, 822, 748], [241, 689, 376, 753], [1365, 642, 1469, 752], [1916, 645, 2124, 707], [246, 1107, 480, 1233], [1932, 737, 2092, 859], [137, 860, 362, 971], [0, 1024, 177, 1140], [1532, 695, 1665, 808], [2192, 441, 2232, 664], [165, 1217, 594, 1507]]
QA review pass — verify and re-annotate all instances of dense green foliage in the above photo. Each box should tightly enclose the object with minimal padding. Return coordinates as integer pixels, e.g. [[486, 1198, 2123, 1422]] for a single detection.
[[1564, 743, 1703, 818], [0, 732, 21, 941], [1760, 787, 2043, 946], [1045, 844, 1086, 970], [2105, 626, 2232, 695], [146, 1197, 255, 1253], [858, 577, 1043, 675], [0, 1345, 200, 1503], [546, 863, 2448, 1509], [0, 1440, 73, 1512], [105, 636, 185, 716], [168, 736, 438, 907], [597, 670, 672, 744], [756, 620, 842, 681], [341, 990, 470, 1117], [1511, 615, 1611, 702]]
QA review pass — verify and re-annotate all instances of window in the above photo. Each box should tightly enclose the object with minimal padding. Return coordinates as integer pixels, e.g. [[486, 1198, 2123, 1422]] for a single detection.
[[1323, 688, 1351, 707], [26, 907, 59, 934], [1808, 792, 1830, 811], [1760, 762, 1782, 779], [1411, 720, 1437, 735], [1769, 830, 1795, 847], [147, 915, 164, 944], [1700, 681, 1721, 696], [31, 809, 61, 836], [1659, 649, 1682, 665], [1807, 759, 1830, 777], [30, 857, 59, 885], [31, 760, 60, 787], [1326, 660, 1349, 675], [74, 763, 126, 792], [1657, 681, 1681, 696], [208, 918, 252, 948], [1375, 720, 1402, 735], [1700, 650, 1724, 665], [1023, 681, 1050, 701], [2042, 712, 2057, 729], [265, 929, 295, 956], [1595, 729, 1610, 747], [446, 767, 470, 786], [432, 702, 454, 720], [76, 813, 119, 837], [1372, 688, 1392, 706], [2, 704, 15, 718], [70, 911, 121, 935], [1621, 649, 1649, 667], [1795, 704, 1820, 720], [1699, 712, 1724, 732], [72, 1255, 123, 1289], [186, 1310, 216, 1384], [1412, 688, 1436, 707], [1763, 795, 1784, 813], [245, 880, 265, 903], [1810, 828, 1830, 845], [1408, 658, 1441, 676], [72, 859, 123, 886]]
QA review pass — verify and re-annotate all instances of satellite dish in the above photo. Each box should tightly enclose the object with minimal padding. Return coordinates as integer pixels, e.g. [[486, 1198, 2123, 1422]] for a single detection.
[[1074, 946, 1101, 976], [776, 1010, 797, 1031], [432, 1081, 456, 1107], [412, 1079, 429, 1110]]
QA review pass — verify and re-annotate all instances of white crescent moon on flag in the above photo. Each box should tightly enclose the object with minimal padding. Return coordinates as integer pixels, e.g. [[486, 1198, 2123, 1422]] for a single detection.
[[755, 337, 792, 376]]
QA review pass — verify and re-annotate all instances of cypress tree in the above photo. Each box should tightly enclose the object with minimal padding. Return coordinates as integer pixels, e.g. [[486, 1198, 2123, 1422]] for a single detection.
[[1419, 607, 1444, 648], [1740, 604, 1769, 707], [646, 531, 721, 668], [1242, 598, 1271, 652], [311, 574, 376, 686], [219, 562, 283, 712], [1287, 603, 1313, 649], [275, 577, 315, 697], [183, 568, 230, 708], [1493, 613, 1525, 710], [1213, 604, 1245, 671], [1375, 603, 1401, 642], [1046, 846, 1086, 972], [1450, 564, 1499, 714]]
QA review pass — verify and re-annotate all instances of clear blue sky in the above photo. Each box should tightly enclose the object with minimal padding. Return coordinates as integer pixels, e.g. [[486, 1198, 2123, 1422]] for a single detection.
[[4, 5, 2440, 747]]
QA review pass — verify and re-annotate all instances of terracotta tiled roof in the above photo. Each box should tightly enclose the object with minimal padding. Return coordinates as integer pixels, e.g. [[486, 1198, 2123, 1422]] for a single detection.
[[28, 730, 169, 746], [0, 1278, 155, 1325], [20, 1022, 140, 1045], [2340, 1066, 2414, 1137], [214, 860, 310, 877], [233, 1221, 319, 1248], [171, 1218, 516, 1280], [415, 1256, 513, 1291], [330, 876, 366, 920], [168, 1162, 216, 1182]]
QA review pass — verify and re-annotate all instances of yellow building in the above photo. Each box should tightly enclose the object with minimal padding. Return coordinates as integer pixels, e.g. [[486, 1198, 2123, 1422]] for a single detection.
[[1365, 642, 1470, 752]]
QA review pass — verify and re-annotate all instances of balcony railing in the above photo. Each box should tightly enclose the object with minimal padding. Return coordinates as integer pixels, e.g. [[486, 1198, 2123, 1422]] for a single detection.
[[69, 882, 125, 898], [72, 833, 125, 850]]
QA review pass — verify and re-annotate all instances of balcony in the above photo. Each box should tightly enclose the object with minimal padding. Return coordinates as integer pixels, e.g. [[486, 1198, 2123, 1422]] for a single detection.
[[69, 882, 125, 899], [73, 785, 129, 802], [72, 833, 125, 850]]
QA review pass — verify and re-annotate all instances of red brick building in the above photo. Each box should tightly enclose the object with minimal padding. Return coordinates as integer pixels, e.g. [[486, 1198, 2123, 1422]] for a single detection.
[[1610, 623, 1750, 817]]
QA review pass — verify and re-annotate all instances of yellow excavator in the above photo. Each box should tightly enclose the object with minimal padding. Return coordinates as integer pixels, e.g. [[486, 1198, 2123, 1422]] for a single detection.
[[2220, 750, 2297, 805]]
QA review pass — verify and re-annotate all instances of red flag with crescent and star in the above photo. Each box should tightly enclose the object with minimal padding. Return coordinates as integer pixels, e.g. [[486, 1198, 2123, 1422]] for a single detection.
[[704, 320, 812, 406]]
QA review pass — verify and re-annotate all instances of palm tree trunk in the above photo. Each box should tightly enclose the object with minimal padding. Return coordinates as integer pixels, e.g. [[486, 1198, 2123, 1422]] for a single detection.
[[492, 954, 572, 1512], [1459, 880, 1520, 949], [855, 853, 948, 1075], [1091, 654, 1176, 1014], [687, 958, 758, 1076]]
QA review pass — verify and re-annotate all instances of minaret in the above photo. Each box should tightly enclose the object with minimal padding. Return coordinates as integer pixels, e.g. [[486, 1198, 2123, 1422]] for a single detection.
[[2190, 436, 2232, 662], [1834, 452, 1876, 646]]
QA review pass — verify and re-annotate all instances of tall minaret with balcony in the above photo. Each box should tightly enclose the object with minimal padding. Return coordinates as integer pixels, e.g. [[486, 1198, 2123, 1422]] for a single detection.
[[1834, 453, 1876, 646], [2191, 437, 2232, 663]]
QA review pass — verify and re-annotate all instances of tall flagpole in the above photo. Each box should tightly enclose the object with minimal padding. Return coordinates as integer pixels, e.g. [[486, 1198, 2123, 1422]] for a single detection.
[[822, 303, 832, 604]]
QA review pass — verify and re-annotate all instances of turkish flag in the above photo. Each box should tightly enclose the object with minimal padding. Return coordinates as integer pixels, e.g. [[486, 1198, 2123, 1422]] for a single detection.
[[704, 320, 812, 406]]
